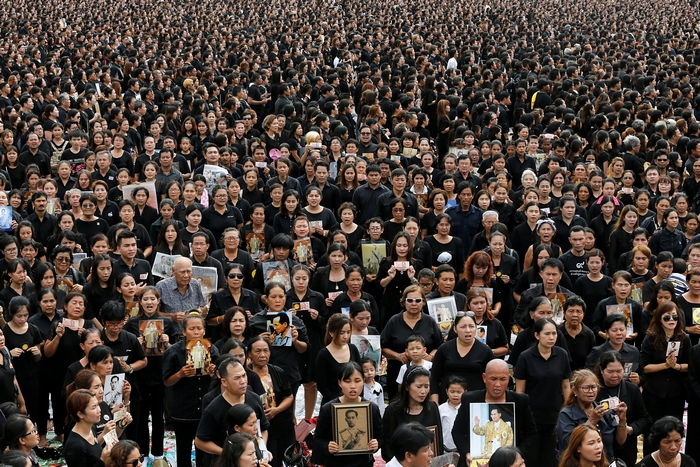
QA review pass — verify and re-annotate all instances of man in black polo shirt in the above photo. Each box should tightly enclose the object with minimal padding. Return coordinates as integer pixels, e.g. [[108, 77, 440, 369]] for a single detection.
[[310, 160, 341, 214], [514, 258, 574, 324], [453, 359, 538, 467], [195, 358, 269, 460], [377, 168, 419, 221], [26, 191, 57, 246], [19, 132, 52, 177], [352, 164, 390, 225], [112, 230, 154, 288]]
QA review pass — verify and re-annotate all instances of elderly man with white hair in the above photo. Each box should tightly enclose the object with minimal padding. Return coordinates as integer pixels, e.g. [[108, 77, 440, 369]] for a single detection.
[[155, 256, 208, 323], [469, 210, 500, 255]]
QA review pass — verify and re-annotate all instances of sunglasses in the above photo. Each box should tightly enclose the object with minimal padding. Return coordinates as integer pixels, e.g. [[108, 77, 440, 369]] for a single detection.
[[456, 311, 476, 318], [126, 455, 145, 467], [405, 298, 423, 304], [662, 314, 679, 322], [228, 273, 245, 279]]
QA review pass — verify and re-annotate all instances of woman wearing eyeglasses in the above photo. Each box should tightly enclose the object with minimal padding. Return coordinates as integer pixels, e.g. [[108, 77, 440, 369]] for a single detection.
[[64, 389, 113, 467], [209, 264, 261, 341], [0, 414, 40, 467], [381, 285, 442, 400], [556, 369, 628, 463], [640, 302, 691, 445], [75, 193, 110, 245], [51, 246, 86, 294], [108, 440, 143, 467], [430, 310, 495, 404], [594, 351, 650, 467]]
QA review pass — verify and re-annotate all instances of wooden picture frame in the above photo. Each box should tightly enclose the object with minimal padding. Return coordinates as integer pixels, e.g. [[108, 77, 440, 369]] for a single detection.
[[469, 402, 516, 467], [426, 425, 441, 457], [332, 401, 372, 455]]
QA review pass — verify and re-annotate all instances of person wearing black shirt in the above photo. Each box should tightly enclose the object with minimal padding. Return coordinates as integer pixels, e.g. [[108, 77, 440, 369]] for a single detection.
[[26, 192, 57, 246], [99, 301, 148, 441], [195, 359, 269, 462], [163, 313, 220, 467], [112, 231, 154, 287], [557, 227, 589, 287], [557, 296, 596, 370], [201, 187, 244, 243]]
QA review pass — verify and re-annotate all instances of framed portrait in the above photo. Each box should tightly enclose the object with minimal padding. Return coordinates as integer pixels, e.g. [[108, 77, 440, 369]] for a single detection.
[[332, 401, 372, 455], [548, 293, 567, 324], [427, 296, 457, 336], [0, 206, 13, 232], [351, 335, 381, 369], [426, 425, 441, 457], [469, 402, 516, 467], [361, 242, 386, 276], [192, 266, 218, 303], [122, 182, 159, 212], [103, 373, 126, 408], [246, 231, 266, 261], [186, 339, 213, 375], [140, 319, 165, 356], [261, 261, 291, 290], [293, 237, 314, 266], [152, 253, 179, 279], [267, 312, 293, 347]]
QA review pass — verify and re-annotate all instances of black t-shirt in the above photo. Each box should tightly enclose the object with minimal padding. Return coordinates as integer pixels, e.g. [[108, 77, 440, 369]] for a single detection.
[[1, 324, 43, 378], [513, 345, 572, 424], [196, 391, 269, 450], [63, 429, 103, 467]]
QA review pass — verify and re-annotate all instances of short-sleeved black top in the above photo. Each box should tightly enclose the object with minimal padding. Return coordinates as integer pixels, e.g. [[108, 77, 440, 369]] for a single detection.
[[513, 345, 572, 424]]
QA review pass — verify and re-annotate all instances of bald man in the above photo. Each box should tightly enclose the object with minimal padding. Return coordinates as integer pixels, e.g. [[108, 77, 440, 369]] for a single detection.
[[452, 360, 538, 467], [156, 256, 208, 322]]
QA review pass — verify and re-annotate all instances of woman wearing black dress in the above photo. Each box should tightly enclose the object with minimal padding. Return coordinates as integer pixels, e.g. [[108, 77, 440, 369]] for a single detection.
[[286, 264, 326, 420], [376, 232, 420, 328], [63, 389, 111, 467], [42, 292, 96, 443], [430, 311, 495, 404], [1, 297, 42, 422], [311, 243, 348, 307], [381, 285, 443, 400]]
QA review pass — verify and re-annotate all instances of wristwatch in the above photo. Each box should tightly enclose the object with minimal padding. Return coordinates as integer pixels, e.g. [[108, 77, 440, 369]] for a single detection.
[[128, 365, 134, 374]]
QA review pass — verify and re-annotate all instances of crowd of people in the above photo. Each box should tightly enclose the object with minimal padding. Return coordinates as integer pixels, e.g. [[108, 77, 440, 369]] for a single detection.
[[1, 0, 700, 467]]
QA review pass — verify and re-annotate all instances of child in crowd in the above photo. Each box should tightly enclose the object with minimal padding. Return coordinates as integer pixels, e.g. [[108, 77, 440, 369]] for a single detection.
[[361, 357, 385, 416], [439, 375, 467, 452], [396, 335, 432, 391]]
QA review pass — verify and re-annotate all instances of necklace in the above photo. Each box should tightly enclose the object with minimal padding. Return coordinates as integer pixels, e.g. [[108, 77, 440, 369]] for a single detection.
[[606, 384, 620, 398], [653, 451, 679, 467]]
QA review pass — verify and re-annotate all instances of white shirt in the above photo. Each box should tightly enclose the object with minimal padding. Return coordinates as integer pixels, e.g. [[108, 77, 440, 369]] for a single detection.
[[396, 360, 433, 384], [363, 381, 385, 416], [439, 402, 460, 450]]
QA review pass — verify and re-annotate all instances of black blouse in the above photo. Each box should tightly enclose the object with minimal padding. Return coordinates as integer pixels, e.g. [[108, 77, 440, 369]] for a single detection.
[[161, 340, 220, 421]]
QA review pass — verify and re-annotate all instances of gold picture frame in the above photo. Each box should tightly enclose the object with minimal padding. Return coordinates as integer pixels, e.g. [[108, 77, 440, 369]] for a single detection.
[[332, 401, 372, 455]]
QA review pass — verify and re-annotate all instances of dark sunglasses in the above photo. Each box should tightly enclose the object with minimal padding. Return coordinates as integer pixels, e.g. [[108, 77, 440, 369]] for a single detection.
[[662, 314, 679, 322], [126, 455, 145, 467], [405, 298, 423, 304], [228, 273, 245, 279]]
